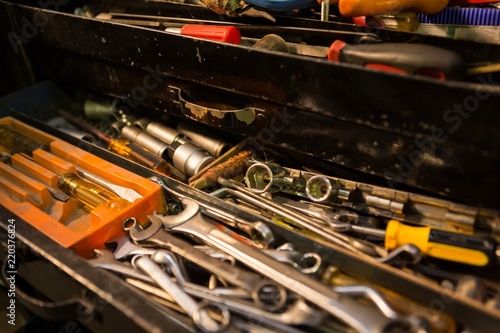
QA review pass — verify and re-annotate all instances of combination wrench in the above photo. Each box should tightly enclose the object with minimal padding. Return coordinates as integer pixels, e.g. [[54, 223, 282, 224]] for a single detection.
[[210, 178, 385, 258], [136, 196, 414, 333], [123, 217, 288, 312], [149, 175, 275, 248], [127, 277, 325, 327]]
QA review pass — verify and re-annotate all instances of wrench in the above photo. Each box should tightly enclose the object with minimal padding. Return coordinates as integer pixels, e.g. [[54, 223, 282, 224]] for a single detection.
[[113, 236, 191, 283], [87, 249, 154, 284], [151, 249, 189, 285], [262, 249, 322, 275], [123, 217, 288, 312], [210, 179, 383, 258], [146, 196, 413, 333], [135, 255, 230, 333], [112, 236, 156, 259], [126, 277, 324, 328], [187, 287, 326, 327], [149, 175, 275, 248], [90, 247, 250, 299], [271, 198, 423, 266]]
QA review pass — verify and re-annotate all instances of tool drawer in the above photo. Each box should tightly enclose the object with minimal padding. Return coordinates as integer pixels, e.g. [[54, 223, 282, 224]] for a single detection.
[[1, 1, 500, 332], [2, 0, 500, 208], [1, 81, 499, 333]]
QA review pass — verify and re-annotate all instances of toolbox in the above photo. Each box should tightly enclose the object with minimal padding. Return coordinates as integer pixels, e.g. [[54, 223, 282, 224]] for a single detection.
[[1, 0, 500, 332]]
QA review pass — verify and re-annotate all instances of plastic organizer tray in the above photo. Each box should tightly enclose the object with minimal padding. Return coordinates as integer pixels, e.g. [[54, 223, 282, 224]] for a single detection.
[[0, 117, 164, 258]]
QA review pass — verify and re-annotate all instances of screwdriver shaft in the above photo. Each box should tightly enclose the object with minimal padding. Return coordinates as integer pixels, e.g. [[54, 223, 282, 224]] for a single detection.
[[59, 110, 174, 177]]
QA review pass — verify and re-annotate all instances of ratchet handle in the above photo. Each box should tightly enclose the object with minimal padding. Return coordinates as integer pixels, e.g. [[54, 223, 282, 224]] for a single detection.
[[328, 40, 465, 80], [385, 220, 496, 267]]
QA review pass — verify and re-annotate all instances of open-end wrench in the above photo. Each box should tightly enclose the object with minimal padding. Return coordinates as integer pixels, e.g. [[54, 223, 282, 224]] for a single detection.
[[149, 175, 276, 249], [123, 217, 288, 312], [90, 247, 251, 299], [144, 197, 415, 333], [112, 236, 156, 260], [113, 236, 191, 283]]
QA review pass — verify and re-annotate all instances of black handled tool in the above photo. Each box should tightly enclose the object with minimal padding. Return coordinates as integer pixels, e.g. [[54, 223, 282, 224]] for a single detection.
[[328, 41, 466, 80]]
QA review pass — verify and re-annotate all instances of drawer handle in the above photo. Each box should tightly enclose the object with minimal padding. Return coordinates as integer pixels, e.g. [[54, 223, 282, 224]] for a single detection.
[[2, 257, 96, 322], [168, 86, 266, 128]]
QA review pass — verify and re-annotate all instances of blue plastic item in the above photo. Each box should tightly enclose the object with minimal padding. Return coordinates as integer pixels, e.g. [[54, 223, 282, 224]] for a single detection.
[[418, 7, 500, 26], [244, 0, 317, 12]]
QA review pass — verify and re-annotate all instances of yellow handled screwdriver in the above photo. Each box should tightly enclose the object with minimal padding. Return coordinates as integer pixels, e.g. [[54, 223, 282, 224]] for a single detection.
[[58, 172, 129, 211], [384, 220, 497, 267], [0, 125, 131, 210], [275, 196, 496, 267]]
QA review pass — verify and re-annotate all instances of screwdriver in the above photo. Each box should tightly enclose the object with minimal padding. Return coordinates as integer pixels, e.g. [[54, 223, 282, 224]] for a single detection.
[[252, 34, 465, 80], [383, 220, 497, 267], [0, 124, 50, 156], [325, 207, 497, 266], [338, 0, 449, 18], [94, 13, 241, 44], [58, 172, 129, 211], [0, 124, 129, 211], [327, 40, 465, 80], [165, 24, 241, 44], [75, 167, 143, 203], [58, 111, 172, 177], [278, 196, 497, 267]]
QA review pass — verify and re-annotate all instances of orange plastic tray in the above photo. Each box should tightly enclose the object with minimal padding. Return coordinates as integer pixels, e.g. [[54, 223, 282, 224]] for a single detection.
[[0, 117, 164, 258]]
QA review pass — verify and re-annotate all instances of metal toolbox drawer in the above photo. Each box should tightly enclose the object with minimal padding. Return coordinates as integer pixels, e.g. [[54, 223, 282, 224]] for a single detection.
[[2, 0, 499, 208], [1, 0, 500, 331], [1, 81, 499, 333]]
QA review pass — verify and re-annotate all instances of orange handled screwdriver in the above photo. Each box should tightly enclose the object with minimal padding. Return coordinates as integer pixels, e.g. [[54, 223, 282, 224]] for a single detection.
[[338, 0, 449, 18]]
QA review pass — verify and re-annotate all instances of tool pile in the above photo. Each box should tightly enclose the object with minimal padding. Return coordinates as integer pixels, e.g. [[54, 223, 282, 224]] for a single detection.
[[1, 98, 495, 332], [1, 0, 499, 331]]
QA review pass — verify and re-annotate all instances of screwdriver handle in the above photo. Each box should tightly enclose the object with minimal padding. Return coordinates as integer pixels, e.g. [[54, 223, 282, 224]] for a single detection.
[[385, 220, 496, 267], [166, 25, 241, 44], [58, 173, 130, 211], [108, 138, 170, 175], [0, 125, 50, 156], [339, 0, 449, 18], [328, 41, 465, 80]]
